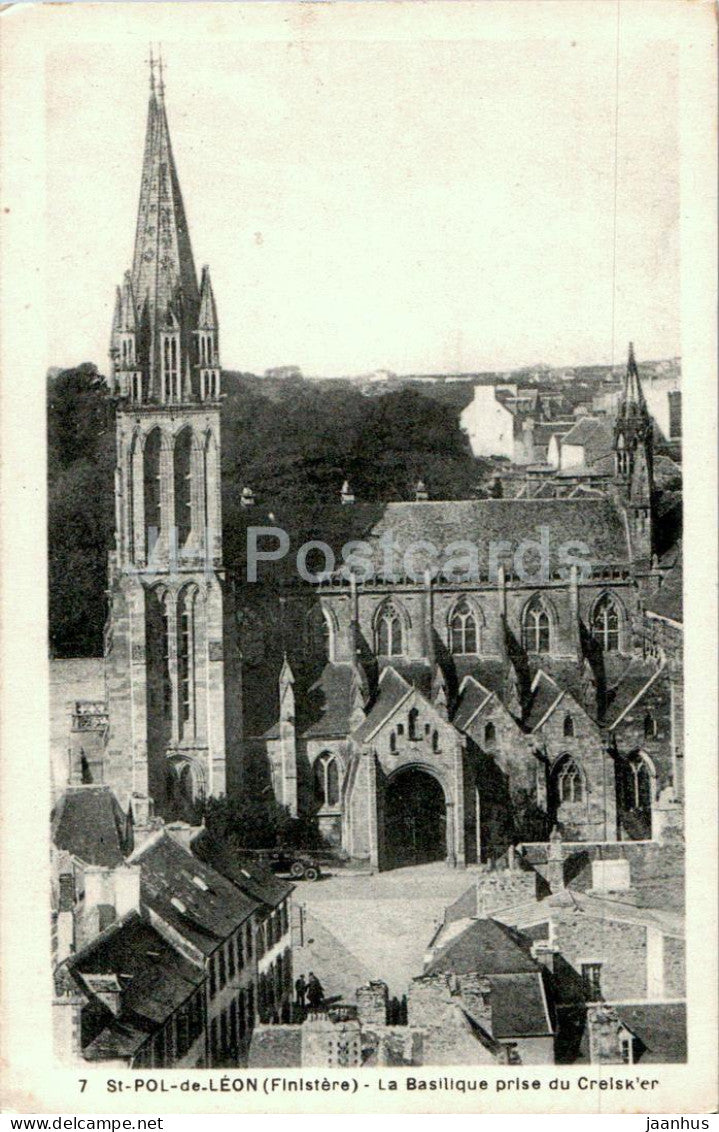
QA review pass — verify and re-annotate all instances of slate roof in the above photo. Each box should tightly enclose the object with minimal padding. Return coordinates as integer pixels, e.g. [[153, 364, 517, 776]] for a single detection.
[[67, 911, 205, 1061], [129, 832, 259, 956], [488, 972, 553, 1039], [248, 1025, 303, 1068], [644, 563, 683, 624], [360, 499, 631, 576], [604, 660, 667, 730], [453, 677, 492, 732], [561, 417, 611, 448], [614, 1001, 687, 1063], [300, 663, 357, 738], [425, 917, 539, 978], [51, 787, 128, 867], [191, 833, 293, 909], [525, 670, 563, 731], [353, 666, 415, 742]]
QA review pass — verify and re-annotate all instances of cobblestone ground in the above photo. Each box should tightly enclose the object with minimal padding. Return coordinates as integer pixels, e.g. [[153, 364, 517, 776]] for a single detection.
[[292, 862, 478, 1000]]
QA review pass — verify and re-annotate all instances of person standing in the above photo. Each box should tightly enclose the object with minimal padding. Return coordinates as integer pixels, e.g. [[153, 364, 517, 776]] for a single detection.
[[295, 974, 307, 1010], [306, 971, 325, 1012]]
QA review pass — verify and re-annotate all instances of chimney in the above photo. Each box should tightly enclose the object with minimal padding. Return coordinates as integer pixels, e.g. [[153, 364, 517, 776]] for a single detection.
[[414, 479, 429, 502], [340, 479, 355, 505], [546, 826, 565, 893], [356, 981, 389, 1028], [240, 485, 256, 508], [114, 864, 142, 918], [460, 973, 493, 1033], [129, 793, 159, 851], [165, 821, 196, 854]]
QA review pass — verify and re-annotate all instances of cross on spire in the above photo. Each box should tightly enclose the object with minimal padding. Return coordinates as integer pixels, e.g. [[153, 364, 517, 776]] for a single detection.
[[147, 44, 165, 98]]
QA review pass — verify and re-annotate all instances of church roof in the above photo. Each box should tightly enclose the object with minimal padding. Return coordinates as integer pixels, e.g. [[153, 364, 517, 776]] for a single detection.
[[643, 561, 683, 624], [359, 498, 631, 577], [51, 786, 128, 868], [352, 666, 416, 742], [525, 670, 563, 731]]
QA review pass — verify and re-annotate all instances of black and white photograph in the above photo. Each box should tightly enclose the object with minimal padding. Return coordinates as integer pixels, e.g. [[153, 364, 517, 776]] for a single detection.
[[0, 0, 716, 1118]]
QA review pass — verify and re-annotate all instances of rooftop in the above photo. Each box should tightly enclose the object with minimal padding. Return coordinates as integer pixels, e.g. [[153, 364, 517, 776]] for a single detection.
[[51, 786, 127, 868]]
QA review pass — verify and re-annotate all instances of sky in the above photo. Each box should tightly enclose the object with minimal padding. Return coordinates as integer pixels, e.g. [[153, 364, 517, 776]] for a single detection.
[[45, 8, 680, 377]]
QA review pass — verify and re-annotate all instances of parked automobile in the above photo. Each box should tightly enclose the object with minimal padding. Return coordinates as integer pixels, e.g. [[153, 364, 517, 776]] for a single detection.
[[242, 846, 330, 881]]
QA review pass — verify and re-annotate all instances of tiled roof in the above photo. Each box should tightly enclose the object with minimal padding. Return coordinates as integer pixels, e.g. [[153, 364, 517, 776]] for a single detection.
[[130, 832, 259, 955], [51, 787, 127, 867], [300, 663, 356, 738], [425, 917, 540, 978], [360, 499, 630, 575], [248, 1025, 302, 1068], [191, 833, 293, 908], [67, 911, 205, 1061]]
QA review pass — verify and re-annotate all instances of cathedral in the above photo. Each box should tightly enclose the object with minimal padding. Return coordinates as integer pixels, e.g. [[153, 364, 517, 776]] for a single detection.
[[73, 66, 683, 871]]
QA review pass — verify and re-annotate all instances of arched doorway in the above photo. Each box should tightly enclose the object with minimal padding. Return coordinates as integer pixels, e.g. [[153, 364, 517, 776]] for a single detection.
[[383, 767, 447, 869]]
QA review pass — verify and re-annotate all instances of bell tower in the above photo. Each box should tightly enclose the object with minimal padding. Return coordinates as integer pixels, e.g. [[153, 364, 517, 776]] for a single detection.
[[105, 54, 230, 820], [613, 342, 654, 562]]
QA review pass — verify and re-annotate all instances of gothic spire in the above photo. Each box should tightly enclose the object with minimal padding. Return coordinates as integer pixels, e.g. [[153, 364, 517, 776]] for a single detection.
[[131, 55, 199, 396], [617, 342, 649, 424], [198, 266, 218, 330]]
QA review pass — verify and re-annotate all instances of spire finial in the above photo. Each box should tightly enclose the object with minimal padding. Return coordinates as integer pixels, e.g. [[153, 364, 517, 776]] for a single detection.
[[156, 44, 165, 100], [148, 45, 155, 94]]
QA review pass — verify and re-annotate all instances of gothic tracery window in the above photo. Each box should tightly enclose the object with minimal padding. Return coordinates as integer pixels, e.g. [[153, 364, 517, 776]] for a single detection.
[[174, 428, 193, 549], [449, 600, 480, 654], [314, 753, 340, 808], [592, 594, 620, 652], [556, 757, 583, 803], [376, 603, 403, 657], [522, 596, 551, 653]]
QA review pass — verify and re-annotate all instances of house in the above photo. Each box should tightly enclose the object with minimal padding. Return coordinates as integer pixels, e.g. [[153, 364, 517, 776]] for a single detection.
[[128, 830, 262, 1067], [54, 912, 207, 1068]]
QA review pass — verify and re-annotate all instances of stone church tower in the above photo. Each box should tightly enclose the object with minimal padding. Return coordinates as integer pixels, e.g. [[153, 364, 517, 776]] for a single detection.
[[613, 342, 655, 561], [104, 59, 234, 822]]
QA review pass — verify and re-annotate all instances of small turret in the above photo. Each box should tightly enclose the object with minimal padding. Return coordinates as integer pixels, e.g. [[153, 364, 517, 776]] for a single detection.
[[613, 343, 654, 560], [197, 265, 221, 401]]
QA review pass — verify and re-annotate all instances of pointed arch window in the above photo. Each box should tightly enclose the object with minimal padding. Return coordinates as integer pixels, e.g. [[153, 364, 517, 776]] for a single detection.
[[143, 429, 163, 557], [522, 596, 551, 653], [625, 754, 653, 811], [174, 428, 193, 549], [556, 757, 583, 803], [563, 714, 574, 738], [484, 721, 496, 747], [449, 600, 480, 655], [162, 332, 180, 402], [146, 587, 172, 729], [408, 707, 419, 741], [314, 753, 340, 807], [178, 586, 198, 738], [592, 594, 620, 652], [643, 712, 656, 740], [376, 603, 404, 657]]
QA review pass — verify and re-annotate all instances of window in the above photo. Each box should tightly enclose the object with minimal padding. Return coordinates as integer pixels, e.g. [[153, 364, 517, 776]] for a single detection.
[[557, 758, 583, 803], [377, 604, 403, 657], [218, 947, 227, 990], [620, 1036, 634, 1064], [592, 594, 621, 652], [408, 707, 419, 741], [563, 714, 574, 738], [582, 962, 602, 1002], [177, 587, 197, 736], [643, 712, 656, 739], [432, 730, 439, 753], [174, 428, 193, 548], [522, 596, 550, 653], [162, 332, 180, 402], [210, 1017, 219, 1063], [449, 600, 479, 654], [390, 731, 397, 754], [484, 721, 496, 746], [143, 428, 163, 555], [314, 753, 341, 807], [625, 755, 653, 811], [237, 932, 244, 971]]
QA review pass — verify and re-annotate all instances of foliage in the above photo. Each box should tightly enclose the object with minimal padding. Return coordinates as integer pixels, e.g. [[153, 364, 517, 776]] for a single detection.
[[48, 366, 492, 656], [202, 785, 324, 852]]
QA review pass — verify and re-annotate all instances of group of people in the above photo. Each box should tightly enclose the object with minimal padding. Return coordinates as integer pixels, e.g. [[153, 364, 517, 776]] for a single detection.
[[295, 972, 325, 1013]]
